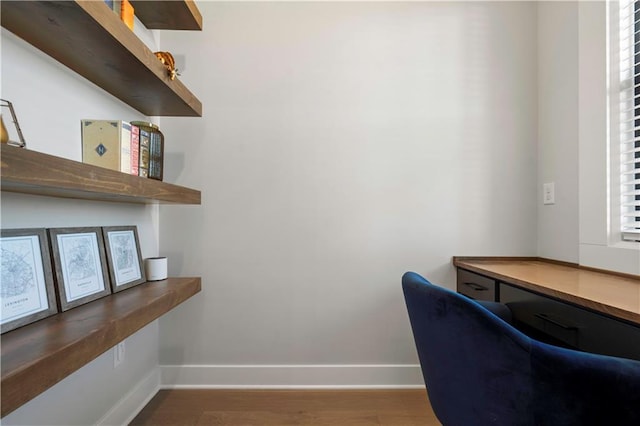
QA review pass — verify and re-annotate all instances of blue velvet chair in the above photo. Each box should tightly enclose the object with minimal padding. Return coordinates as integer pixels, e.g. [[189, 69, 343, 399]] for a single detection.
[[402, 271, 640, 426]]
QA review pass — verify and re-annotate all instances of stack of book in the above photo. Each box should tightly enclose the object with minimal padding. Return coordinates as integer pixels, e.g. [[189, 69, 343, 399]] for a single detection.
[[81, 120, 164, 181], [132, 121, 164, 181]]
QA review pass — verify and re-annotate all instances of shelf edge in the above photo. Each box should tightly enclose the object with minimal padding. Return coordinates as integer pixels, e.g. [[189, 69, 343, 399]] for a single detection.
[[1, 145, 201, 205], [0, 277, 202, 418]]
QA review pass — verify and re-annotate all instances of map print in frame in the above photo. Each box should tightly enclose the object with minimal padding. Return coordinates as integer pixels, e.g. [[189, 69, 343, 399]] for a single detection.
[[102, 226, 146, 292], [1, 228, 57, 333], [48, 227, 111, 312]]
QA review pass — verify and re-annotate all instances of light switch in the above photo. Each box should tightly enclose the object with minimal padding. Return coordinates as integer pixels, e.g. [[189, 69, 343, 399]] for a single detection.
[[543, 182, 555, 205], [114, 341, 125, 368]]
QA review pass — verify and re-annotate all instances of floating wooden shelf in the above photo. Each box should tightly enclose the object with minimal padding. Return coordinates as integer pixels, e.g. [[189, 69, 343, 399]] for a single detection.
[[1, 144, 201, 205], [131, 0, 203, 30], [0, 277, 201, 418], [0, 0, 202, 117], [0, 0, 204, 419]]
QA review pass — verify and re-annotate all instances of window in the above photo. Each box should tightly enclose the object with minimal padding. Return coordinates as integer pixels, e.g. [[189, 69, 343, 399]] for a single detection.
[[618, 0, 640, 241]]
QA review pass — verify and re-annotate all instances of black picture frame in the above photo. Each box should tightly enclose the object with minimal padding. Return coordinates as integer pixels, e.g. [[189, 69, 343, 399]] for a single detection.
[[102, 225, 146, 293], [1, 228, 58, 333], [48, 227, 111, 312]]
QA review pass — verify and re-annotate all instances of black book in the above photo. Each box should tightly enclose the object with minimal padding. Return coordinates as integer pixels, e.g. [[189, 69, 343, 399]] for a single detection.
[[149, 131, 164, 181]]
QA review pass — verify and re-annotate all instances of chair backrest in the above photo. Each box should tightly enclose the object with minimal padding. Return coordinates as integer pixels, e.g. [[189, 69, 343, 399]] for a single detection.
[[402, 271, 640, 426]]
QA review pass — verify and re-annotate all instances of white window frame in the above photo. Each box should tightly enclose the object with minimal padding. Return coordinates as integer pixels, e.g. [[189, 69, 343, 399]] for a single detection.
[[578, 1, 638, 275], [611, 0, 640, 242]]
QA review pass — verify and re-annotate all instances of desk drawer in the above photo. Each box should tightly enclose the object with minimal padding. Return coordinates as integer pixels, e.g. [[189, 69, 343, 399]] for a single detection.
[[500, 283, 640, 361], [457, 269, 497, 302]]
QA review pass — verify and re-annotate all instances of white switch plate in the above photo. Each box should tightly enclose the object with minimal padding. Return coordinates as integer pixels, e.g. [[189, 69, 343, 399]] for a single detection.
[[543, 182, 555, 205], [114, 341, 125, 368]]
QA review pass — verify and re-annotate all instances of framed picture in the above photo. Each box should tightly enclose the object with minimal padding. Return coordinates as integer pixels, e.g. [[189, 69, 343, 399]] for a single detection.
[[102, 226, 146, 292], [1, 228, 58, 333], [48, 227, 111, 311]]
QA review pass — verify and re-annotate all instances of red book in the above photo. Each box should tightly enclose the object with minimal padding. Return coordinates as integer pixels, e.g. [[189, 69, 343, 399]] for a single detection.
[[130, 124, 139, 176]]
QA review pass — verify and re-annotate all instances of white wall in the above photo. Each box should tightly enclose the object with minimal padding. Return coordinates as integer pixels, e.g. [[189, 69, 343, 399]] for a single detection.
[[537, 1, 579, 263], [158, 1, 538, 387], [1, 22, 161, 425]]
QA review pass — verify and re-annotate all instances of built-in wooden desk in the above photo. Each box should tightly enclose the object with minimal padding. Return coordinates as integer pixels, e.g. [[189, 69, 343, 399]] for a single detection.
[[453, 257, 640, 360]]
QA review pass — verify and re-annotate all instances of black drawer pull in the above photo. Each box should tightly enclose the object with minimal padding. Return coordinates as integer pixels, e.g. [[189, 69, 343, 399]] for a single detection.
[[534, 313, 578, 331], [463, 282, 489, 292]]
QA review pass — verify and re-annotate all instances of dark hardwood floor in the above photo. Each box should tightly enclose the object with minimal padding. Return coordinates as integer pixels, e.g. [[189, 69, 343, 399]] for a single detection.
[[130, 389, 440, 425]]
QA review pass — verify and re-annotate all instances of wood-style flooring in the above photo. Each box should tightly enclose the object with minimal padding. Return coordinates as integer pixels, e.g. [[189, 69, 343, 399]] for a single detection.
[[130, 389, 440, 425]]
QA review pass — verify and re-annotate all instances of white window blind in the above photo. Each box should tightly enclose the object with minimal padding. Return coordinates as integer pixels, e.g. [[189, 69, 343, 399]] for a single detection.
[[619, 0, 640, 241]]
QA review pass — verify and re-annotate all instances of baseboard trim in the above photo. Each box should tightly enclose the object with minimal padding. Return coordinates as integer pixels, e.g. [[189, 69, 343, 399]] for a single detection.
[[97, 368, 160, 426], [160, 364, 424, 389]]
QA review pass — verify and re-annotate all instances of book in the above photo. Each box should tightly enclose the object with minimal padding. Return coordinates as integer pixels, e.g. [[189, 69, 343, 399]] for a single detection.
[[139, 129, 150, 178], [121, 122, 132, 174], [120, 0, 134, 31], [81, 120, 132, 174], [130, 124, 140, 176], [148, 131, 164, 181]]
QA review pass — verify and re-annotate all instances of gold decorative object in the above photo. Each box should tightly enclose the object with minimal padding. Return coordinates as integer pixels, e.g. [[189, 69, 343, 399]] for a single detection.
[[154, 51, 180, 81], [1, 116, 8, 144], [0, 99, 26, 148]]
